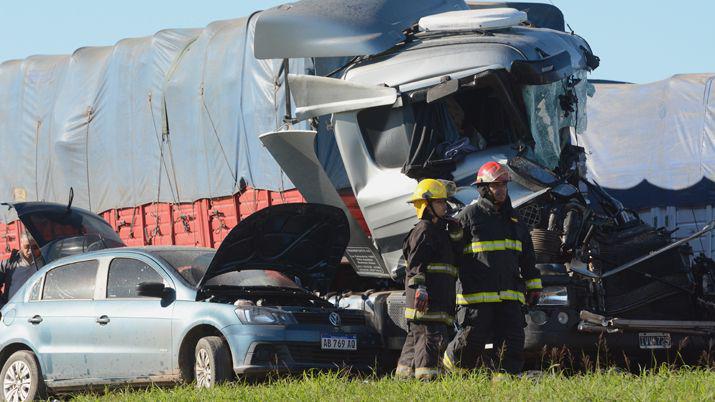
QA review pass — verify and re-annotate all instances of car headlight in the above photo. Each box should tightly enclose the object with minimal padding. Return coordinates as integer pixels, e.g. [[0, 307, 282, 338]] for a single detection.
[[537, 286, 569, 306], [235, 307, 296, 325]]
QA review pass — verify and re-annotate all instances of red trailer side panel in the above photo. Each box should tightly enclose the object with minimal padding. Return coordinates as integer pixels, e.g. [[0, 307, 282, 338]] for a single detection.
[[0, 188, 367, 259]]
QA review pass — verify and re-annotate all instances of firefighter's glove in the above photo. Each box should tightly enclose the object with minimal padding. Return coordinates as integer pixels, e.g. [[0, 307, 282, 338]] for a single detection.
[[446, 218, 463, 242], [415, 286, 429, 312], [526, 290, 541, 307]]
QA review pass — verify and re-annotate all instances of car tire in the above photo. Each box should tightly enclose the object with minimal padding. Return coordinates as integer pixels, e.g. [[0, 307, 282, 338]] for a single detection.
[[0, 350, 47, 402], [194, 336, 233, 388]]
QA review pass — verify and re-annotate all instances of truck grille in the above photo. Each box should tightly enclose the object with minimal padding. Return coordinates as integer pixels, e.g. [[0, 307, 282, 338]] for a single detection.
[[292, 311, 365, 326], [287, 344, 378, 366], [519, 204, 543, 228]]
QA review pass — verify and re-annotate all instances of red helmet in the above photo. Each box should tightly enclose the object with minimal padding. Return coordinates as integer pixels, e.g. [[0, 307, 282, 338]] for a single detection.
[[474, 161, 510, 184]]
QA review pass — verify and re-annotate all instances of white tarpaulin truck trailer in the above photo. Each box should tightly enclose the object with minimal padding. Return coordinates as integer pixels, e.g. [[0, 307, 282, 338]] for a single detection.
[[580, 74, 715, 258]]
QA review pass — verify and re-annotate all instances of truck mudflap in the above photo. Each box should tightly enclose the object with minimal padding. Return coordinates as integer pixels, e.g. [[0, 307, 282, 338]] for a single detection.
[[578, 310, 715, 336]]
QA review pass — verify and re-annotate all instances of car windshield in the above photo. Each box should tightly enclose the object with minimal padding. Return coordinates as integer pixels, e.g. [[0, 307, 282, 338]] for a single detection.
[[150, 249, 300, 289]]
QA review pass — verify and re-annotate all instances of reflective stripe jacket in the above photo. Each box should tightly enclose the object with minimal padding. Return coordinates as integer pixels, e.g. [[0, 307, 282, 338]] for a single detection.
[[456, 197, 541, 305], [402, 220, 457, 325]]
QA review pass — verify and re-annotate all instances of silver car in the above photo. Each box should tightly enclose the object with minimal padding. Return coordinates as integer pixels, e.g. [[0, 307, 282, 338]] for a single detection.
[[0, 202, 380, 401]]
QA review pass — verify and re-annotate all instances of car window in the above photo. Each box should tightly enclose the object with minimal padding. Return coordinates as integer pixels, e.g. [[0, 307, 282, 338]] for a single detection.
[[107, 258, 164, 298], [28, 276, 43, 301], [42, 260, 98, 300]]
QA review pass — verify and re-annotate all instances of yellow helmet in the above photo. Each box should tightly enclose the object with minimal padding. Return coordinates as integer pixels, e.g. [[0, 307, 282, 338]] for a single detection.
[[408, 179, 448, 219]]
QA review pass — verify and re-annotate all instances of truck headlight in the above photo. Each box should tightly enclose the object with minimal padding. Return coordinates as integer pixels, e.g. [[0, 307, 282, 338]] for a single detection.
[[537, 286, 569, 306], [235, 307, 296, 325]]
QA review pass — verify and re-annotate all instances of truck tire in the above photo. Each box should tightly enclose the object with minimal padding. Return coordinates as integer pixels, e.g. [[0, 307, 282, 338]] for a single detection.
[[0, 350, 47, 402], [194, 336, 233, 388]]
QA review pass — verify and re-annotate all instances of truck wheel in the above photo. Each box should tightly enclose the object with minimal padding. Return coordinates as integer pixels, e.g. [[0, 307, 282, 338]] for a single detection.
[[0, 350, 46, 402], [194, 336, 233, 388]]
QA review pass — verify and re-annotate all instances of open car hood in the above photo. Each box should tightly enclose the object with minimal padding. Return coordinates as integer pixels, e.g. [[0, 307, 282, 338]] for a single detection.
[[5, 202, 125, 263], [198, 203, 349, 288], [254, 0, 468, 59]]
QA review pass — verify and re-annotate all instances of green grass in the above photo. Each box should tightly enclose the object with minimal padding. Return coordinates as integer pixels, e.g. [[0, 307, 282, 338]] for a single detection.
[[70, 368, 715, 401]]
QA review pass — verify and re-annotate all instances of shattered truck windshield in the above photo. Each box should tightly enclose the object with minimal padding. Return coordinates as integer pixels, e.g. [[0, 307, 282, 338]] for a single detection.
[[521, 70, 593, 168], [357, 69, 593, 180]]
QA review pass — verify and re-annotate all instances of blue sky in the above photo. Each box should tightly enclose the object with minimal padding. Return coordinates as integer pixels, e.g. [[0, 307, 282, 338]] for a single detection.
[[0, 1, 712, 83]]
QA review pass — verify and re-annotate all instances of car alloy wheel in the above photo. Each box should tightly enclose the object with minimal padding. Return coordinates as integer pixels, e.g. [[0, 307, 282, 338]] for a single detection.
[[195, 348, 212, 388], [0, 351, 45, 402], [193, 336, 233, 388], [3, 361, 31, 402]]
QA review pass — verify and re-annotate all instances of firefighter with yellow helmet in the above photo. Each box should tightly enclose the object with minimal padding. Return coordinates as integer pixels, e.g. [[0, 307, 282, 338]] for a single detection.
[[395, 178, 459, 380]]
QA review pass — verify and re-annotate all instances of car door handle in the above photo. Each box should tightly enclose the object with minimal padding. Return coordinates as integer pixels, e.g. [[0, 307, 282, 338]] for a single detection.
[[96, 315, 110, 325], [28, 315, 43, 325]]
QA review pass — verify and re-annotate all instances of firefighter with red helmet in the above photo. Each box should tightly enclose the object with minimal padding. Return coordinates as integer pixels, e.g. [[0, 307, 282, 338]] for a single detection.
[[395, 179, 459, 381], [443, 161, 542, 375]]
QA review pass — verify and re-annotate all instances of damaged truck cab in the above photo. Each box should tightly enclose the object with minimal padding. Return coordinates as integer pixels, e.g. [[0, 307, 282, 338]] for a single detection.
[[331, 21, 594, 275], [259, 0, 595, 278], [257, 0, 715, 362]]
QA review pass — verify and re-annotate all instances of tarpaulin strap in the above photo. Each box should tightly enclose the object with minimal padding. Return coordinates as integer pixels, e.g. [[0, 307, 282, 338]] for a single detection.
[[426, 263, 458, 277], [200, 86, 238, 187], [404, 308, 454, 325], [163, 122, 182, 204], [211, 209, 228, 234], [526, 278, 543, 290], [148, 209, 161, 245], [160, 34, 195, 204], [129, 207, 137, 239], [457, 290, 525, 305], [198, 85, 217, 202], [463, 239, 522, 254], [84, 106, 93, 211], [2, 219, 10, 253], [234, 11, 263, 190], [190, 203, 198, 244], [274, 61, 288, 204], [148, 93, 178, 205]]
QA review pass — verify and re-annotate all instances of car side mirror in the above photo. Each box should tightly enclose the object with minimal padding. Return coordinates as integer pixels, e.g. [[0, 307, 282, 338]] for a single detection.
[[136, 282, 167, 298]]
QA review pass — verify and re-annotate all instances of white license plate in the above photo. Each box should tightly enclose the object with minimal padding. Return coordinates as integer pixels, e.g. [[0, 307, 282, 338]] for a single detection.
[[638, 332, 672, 349], [321, 334, 357, 351]]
